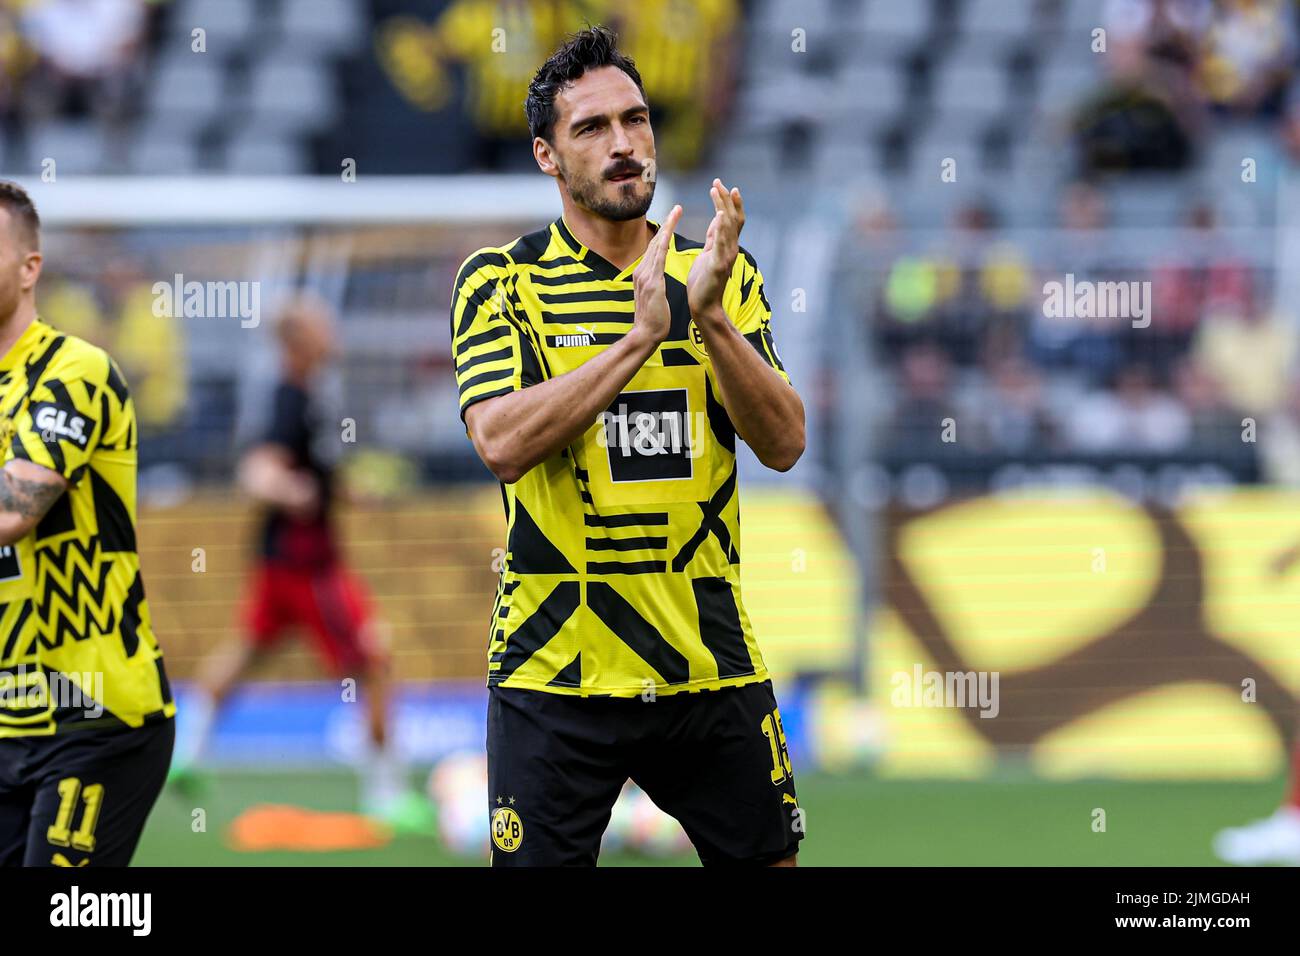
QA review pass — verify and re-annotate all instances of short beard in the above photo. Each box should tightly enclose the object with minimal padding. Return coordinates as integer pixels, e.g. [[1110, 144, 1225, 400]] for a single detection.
[[561, 159, 655, 223]]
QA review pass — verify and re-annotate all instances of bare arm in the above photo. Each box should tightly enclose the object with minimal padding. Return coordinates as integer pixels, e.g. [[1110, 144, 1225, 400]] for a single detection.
[[688, 180, 805, 471], [0, 459, 69, 546], [464, 205, 683, 484], [694, 301, 805, 472], [238, 445, 318, 518]]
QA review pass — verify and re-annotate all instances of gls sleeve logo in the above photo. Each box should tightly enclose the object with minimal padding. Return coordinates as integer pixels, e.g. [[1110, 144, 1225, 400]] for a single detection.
[[31, 403, 95, 447]]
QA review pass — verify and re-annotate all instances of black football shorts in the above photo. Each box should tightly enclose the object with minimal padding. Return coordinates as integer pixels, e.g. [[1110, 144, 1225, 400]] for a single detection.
[[0, 718, 174, 867], [486, 680, 802, 867]]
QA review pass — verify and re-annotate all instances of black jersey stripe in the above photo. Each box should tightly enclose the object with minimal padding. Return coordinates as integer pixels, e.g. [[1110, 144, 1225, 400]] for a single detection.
[[22, 420, 64, 475], [583, 512, 668, 527], [541, 310, 633, 325], [585, 560, 667, 575], [460, 385, 515, 415], [1, 600, 32, 661], [453, 273, 509, 338], [455, 345, 513, 376], [493, 581, 580, 681], [536, 288, 634, 305], [546, 652, 582, 688], [43, 378, 75, 405], [523, 255, 587, 273], [762, 326, 787, 372], [550, 228, 621, 280], [97, 391, 114, 449], [105, 357, 130, 406], [6, 335, 64, 418], [91, 468, 137, 553], [454, 251, 511, 289], [584, 536, 668, 552], [693, 577, 757, 679], [458, 324, 512, 351], [706, 381, 736, 454], [672, 465, 738, 572], [507, 500, 576, 573], [512, 313, 550, 382], [525, 269, 601, 286], [588, 581, 689, 684], [744, 328, 784, 372], [119, 567, 146, 657], [457, 366, 514, 395]]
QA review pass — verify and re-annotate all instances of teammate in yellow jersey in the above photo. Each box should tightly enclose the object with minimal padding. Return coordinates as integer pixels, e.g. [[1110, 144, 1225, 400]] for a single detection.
[[0, 181, 174, 866], [451, 27, 806, 866]]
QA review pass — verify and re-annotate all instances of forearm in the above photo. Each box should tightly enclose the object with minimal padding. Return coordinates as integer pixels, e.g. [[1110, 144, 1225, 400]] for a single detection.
[[695, 305, 805, 471], [467, 329, 660, 484], [0, 461, 69, 545], [0, 513, 24, 547], [239, 452, 308, 510]]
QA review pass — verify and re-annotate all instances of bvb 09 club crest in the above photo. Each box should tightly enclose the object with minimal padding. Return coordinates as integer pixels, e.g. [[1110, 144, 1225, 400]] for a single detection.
[[491, 806, 522, 853]]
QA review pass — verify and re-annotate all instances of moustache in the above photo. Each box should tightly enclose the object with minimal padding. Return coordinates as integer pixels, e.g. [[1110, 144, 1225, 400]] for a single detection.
[[604, 162, 645, 181]]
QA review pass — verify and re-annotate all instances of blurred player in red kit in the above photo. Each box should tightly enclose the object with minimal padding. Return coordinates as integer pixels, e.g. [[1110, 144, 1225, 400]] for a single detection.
[[169, 295, 429, 830]]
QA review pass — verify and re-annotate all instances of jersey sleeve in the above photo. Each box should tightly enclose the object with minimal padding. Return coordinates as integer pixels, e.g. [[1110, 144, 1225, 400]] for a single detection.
[[724, 249, 790, 385], [450, 249, 543, 423], [8, 348, 121, 485]]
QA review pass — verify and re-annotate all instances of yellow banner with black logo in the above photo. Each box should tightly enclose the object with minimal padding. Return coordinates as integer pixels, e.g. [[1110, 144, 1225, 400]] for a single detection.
[[871, 489, 1300, 779]]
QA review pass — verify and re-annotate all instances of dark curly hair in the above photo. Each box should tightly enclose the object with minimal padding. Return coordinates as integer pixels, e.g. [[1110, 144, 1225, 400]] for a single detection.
[[524, 25, 647, 142]]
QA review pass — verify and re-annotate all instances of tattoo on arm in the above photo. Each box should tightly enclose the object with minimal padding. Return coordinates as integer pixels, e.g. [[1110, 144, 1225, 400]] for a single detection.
[[0, 470, 65, 520]]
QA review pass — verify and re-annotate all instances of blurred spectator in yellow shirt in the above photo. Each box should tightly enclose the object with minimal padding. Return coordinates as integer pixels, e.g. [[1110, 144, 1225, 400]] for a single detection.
[[104, 260, 187, 434], [38, 274, 108, 346], [1195, 303, 1297, 415], [605, 0, 738, 169]]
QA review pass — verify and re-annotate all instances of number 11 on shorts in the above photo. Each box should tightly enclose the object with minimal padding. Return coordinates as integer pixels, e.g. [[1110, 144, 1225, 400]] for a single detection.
[[760, 708, 792, 785]]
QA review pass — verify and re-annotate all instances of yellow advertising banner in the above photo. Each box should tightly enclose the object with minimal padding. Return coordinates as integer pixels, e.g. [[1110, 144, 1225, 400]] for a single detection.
[[873, 489, 1300, 779]]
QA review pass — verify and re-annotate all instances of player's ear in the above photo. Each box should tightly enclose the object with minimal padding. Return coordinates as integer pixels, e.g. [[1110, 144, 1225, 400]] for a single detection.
[[533, 137, 560, 179], [20, 250, 42, 293]]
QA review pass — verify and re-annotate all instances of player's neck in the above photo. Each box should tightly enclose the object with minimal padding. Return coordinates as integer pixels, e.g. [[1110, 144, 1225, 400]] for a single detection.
[[561, 203, 654, 272], [282, 357, 322, 389], [282, 365, 311, 388], [0, 300, 37, 360]]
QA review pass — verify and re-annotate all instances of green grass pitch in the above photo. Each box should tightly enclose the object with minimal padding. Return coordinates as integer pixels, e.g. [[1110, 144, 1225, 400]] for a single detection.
[[133, 769, 1287, 866]]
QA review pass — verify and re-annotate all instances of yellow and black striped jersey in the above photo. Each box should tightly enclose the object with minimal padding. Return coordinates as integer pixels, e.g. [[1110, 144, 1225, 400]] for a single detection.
[[0, 319, 173, 736], [451, 217, 789, 697]]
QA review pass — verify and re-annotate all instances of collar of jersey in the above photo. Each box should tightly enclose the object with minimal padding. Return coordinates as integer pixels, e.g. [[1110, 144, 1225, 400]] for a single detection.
[[553, 216, 667, 282], [0, 317, 50, 375]]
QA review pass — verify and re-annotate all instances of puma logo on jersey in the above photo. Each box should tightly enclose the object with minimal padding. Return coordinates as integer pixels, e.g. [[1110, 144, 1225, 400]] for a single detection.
[[33, 404, 93, 447], [548, 325, 598, 348]]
